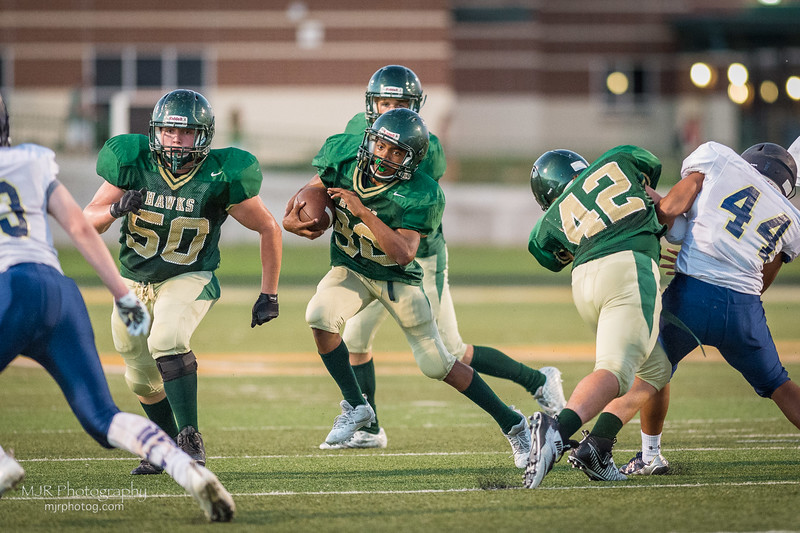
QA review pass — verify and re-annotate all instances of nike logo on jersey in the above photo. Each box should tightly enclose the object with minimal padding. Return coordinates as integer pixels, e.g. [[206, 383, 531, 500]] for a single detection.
[[393, 192, 406, 198], [211, 171, 223, 177]]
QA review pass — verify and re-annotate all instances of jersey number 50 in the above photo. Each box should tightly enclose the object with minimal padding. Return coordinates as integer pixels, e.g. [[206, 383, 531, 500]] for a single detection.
[[127, 210, 210, 265]]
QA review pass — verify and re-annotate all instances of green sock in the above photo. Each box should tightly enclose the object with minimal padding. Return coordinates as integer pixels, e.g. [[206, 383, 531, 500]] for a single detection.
[[352, 360, 379, 433], [557, 408, 583, 442], [140, 397, 179, 439], [470, 345, 546, 393], [319, 341, 364, 407], [460, 371, 521, 434], [590, 412, 624, 441], [163, 373, 198, 431]]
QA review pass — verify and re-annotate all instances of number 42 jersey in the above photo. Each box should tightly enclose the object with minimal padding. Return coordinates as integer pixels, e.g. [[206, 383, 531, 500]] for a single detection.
[[675, 141, 800, 295], [96, 134, 262, 283], [528, 145, 665, 272]]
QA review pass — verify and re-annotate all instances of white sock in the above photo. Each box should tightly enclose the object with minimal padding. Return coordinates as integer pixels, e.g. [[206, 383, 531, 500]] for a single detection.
[[106, 412, 195, 488], [641, 430, 662, 462]]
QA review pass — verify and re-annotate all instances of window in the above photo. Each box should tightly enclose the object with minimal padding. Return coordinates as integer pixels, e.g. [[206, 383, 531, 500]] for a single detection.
[[136, 57, 163, 88], [92, 49, 206, 92], [95, 57, 123, 88], [177, 57, 203, 87]]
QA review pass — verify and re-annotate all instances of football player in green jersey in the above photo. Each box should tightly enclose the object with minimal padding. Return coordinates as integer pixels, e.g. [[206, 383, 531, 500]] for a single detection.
[[84, 89, 282, 475], [330, 65, 566, 450], [283, 108, 533, 468], [523, 146, 671, 488]]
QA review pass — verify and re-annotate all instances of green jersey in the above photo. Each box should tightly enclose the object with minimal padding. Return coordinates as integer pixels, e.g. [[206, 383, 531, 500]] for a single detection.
[[528, 145, 666, 272], [344, 112, 446, 257], [313, 133, 444, 285], [96, 134, 262, 283]]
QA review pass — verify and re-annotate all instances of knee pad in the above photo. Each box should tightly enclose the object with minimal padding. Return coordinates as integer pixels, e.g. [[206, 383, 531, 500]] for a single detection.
[[155, 351, 198, 382], [124, 363, 164, 398], [405, 322, 456, 380]]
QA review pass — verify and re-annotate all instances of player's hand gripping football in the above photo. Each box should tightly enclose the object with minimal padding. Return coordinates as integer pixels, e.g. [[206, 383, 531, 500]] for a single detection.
[[110, 188, 146, 218], [251, 293, 279, 327], [327, 188, 368, 219], [282, 197, 326, 240], [115, 290, 151, 336]]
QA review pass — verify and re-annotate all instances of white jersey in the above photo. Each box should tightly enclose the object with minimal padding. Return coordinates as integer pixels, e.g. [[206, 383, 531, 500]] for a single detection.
[[676, 141, 800, 294], [0, 143, 63, 274]]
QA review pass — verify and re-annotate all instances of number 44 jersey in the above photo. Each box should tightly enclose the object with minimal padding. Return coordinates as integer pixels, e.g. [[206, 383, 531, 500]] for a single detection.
[[96, 134, 262, 283], [528, 145, 666, 272], [675, 141, 800, 295]]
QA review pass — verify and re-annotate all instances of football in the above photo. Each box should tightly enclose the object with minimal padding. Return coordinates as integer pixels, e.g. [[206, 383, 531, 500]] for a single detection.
[[295, 187, 335, 232]]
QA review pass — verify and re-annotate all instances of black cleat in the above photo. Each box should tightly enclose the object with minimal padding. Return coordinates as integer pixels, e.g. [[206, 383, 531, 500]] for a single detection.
[[567, 431, 627, 481], [130, 459, 164, 475], [177, 426, 206, 466]]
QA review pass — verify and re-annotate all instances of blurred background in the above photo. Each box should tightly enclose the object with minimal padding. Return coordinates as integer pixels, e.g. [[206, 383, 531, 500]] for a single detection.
[[4, 0, 800, 246]]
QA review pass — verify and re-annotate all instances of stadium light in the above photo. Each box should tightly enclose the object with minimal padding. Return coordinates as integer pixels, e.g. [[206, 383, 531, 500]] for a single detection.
[[727, 63, 748, 86], [758, 0, 782, 5], [759, 80, 779, 103], [787, 76, 800, 100], [728, 83, 751, 105], [690, 62, 714, 88], [606, 71, 629, 95]]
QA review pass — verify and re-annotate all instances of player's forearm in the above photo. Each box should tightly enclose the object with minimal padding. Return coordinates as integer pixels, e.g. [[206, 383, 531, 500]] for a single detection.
[[258, 228, 282, 293], [82, 201, 116, 234], [361, 212, 418, 266]]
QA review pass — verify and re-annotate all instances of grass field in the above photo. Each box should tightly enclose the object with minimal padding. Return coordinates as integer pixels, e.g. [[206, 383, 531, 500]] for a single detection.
[[2, 245, 800, 532]]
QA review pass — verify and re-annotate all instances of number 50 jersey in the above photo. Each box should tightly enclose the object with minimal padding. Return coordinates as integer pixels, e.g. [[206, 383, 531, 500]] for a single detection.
[[97, 134, 262, 283], [676, 141, 800, 295]]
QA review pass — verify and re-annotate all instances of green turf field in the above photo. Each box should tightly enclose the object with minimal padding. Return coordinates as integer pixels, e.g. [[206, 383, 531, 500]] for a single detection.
[[2, 245, 800, 531]]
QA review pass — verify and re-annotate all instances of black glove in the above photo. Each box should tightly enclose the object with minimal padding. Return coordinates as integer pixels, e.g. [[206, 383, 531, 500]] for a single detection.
[[251, 293, 279, 327], [110, 188, 146, 218]]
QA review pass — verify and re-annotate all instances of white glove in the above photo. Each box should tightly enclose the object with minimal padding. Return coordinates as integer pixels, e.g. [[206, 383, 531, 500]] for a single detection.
[[115, 290, 151, 336]]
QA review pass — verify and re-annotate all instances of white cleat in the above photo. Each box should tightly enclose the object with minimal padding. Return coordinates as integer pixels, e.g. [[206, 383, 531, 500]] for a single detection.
[[533, 367, 567, 417], [324, 399, 376, 445], [320, 427, 388, 449], [186, 462, 235, 522], [504, 410, 532, 468], [523, 412, 565, 488], [0, 451, 25, 498]]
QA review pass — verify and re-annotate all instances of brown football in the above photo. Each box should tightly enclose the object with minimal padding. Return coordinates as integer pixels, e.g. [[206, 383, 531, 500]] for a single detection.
[[295, 187, 335, 232]]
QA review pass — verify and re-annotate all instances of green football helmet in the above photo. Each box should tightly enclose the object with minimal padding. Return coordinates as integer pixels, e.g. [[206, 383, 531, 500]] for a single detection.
[[365, 65, 426, 124], [530, 149, 589, 210], [149, 89, 215, 173], [357, 108, 429, 183]]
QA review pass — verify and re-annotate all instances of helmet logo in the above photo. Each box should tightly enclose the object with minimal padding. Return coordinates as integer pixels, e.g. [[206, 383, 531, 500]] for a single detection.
[[164, 115, 188, 126], [571, 161, 588, 171], [377, 127, 400, 141], [380, 86, 404, 97]]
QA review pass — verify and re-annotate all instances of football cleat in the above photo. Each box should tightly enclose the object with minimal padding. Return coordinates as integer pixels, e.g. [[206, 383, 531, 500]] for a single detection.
[[0, 450, 25, 498], [523, 411, 565, 488], [620, 451, 670, 476], [319, 427, 388, 449], [533, 367, 567, 417], [130, 459, 164, 475], [185, 461, 235, 522], [177, 426, 206, 466], [568, 431, 627, 482], [324, 399, 376, 445], [504, 409, 532, 469]]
